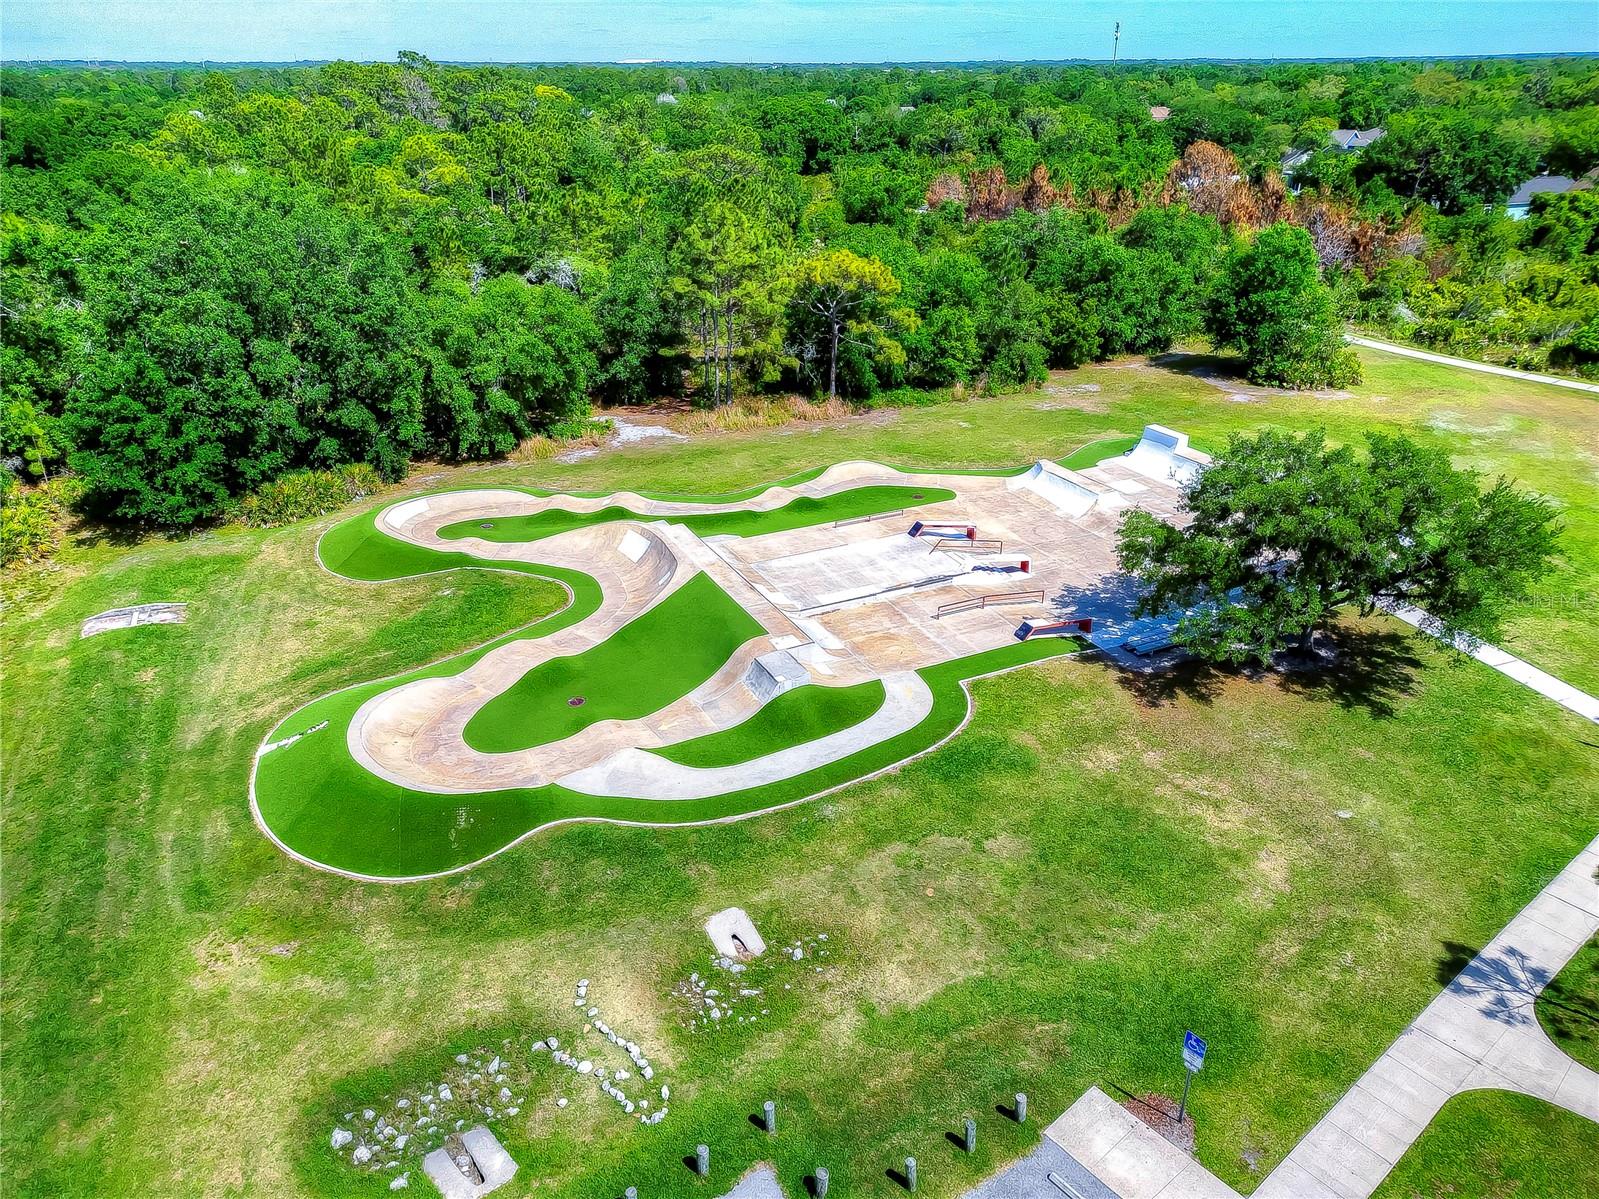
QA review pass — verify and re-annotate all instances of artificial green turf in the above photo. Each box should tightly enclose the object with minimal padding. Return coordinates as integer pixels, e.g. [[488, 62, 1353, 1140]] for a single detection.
[[252, 632, 1081, 879], [462, 571, 766, 754], [655, 679, 887, 768], [436, 484, 956, 544], [318, 506, 576, 584], [1372, 1091, 1599, 1199], [1536, 933, 1599, 1072]]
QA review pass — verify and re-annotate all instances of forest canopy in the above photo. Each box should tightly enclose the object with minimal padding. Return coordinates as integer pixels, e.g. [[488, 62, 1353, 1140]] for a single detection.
[[3, 55, 1596, 526]]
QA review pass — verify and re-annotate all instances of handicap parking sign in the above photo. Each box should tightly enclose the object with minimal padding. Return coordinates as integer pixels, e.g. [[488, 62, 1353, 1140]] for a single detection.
[[1183, 1030, 1207, 1073]]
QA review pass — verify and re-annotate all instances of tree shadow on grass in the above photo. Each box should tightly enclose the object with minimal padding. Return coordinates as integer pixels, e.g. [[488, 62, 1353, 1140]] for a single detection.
[[1106, 653, 1233, 708], [1272, 625, 1424, 718], [1099, 623, 1423, 717]]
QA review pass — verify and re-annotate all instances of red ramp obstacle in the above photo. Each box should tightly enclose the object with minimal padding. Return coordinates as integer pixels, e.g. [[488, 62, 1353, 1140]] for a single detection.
[[907, 520, 976, 540], [1014, 616, 1093, 640]]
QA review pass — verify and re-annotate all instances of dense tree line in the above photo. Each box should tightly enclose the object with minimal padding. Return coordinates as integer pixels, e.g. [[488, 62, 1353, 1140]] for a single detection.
[[2, 55, 1595, 526]]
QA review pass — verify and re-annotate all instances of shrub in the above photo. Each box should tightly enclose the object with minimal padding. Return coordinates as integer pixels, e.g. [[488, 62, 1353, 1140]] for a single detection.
[[234, 465, 382, 528], [1, 476, 83, 567], [679, 396, 848, 433], [509, 418, 614, 463]]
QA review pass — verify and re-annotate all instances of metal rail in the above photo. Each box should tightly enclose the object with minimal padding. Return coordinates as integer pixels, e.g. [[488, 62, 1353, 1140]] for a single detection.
[[929, 536, 1004, 555], [833, 508, 905, 528], [935, 589, 1044, 618]]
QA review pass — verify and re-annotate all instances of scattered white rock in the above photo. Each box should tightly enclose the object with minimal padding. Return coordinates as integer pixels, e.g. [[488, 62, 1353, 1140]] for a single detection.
[[557, 1097, 568, 1108], [577, 1060, 594, 1074], [353, 1145, 373, 1165], [331, 1128, 353, 1150], [390, 1174, 409, 1191]]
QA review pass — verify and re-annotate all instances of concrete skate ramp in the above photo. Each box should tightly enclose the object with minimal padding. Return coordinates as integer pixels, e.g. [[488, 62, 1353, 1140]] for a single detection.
[[1122, 424, 1211, 487], [558, 671, 933, 799], [1007, 459, 1106, 516], [750, 533, 974, 614]]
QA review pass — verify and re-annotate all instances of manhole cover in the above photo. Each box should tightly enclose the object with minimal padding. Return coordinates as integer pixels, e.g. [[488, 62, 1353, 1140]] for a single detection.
[[567, 696, 586, 707]]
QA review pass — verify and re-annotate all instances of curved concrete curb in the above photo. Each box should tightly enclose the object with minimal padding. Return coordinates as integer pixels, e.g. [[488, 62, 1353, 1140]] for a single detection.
[[1349, 335, 1599, 395], [558, 671, 934, 799]]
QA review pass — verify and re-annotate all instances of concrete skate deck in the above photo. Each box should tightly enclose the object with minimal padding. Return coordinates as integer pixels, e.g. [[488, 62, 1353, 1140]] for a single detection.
[[251, 438, 1199, 879]]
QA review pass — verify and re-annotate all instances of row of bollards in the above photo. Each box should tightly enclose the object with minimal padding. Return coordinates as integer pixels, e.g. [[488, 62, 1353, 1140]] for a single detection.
[[659, 1091, 1028, 1196]]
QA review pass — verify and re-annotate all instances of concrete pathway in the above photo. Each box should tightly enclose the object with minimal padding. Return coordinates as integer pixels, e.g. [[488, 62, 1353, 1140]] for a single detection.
[[976, 832, 1599, 1199], [1043, 1089, 1236, 1199], [557, 671, 933, 799], [1382, 602, 1599, 724], [1255, 831, 1599, 1199], [1348, 335, 1599, 395]]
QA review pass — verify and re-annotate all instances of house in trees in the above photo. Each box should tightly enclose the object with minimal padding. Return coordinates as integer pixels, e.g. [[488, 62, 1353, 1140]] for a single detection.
[[1504, 172, 1592, 220], [1281, 126, 1386, 184], [1329, 126, 1386, 151]]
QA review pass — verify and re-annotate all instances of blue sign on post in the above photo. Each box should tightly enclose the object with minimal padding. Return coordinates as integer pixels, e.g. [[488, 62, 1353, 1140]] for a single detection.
[[1178, 1031, 1206, 1122]]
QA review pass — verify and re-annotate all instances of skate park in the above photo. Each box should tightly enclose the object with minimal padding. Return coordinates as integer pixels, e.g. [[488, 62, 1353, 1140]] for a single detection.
[[251, 426, 1211, 880]]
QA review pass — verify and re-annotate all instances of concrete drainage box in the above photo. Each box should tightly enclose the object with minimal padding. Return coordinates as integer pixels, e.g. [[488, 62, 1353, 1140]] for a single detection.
[[80, 602, 187, 638], [705, 907, 767, 959], [422, 1125, 517, 1198]]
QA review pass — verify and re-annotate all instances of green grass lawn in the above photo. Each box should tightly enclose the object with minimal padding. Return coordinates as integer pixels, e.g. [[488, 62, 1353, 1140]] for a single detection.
[[656, 680, 888, 768], [1372, 1091, 1599, 1199], [461, 571, 765, 753], [5, 347, 1599, 1198], [437, 484, 956, 544], [1538, 933, 1599, 1072]]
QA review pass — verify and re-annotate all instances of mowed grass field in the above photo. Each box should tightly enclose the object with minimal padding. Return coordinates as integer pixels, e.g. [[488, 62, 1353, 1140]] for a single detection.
[[3, 348, 1597, 1198], [1372, 1091, 1599, 1199]]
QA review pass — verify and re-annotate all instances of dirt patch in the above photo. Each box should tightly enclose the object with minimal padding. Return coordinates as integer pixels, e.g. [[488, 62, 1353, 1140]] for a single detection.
[[1145, 353, 1354, 402], [1123, 1090, 1197, 1153], [1032, 380, 1110, 413]]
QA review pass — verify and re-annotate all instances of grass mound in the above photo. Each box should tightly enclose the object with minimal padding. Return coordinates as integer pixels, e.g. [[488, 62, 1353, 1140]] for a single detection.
[[436, 484, 956, 545], [462, 572, 766, 754], [655, 679, 887, 768]]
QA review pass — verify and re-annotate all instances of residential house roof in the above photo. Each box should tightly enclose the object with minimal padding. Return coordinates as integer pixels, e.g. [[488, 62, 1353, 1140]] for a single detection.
[[1330, 127, 1385, 150], [1507, 173, 1589, 208]]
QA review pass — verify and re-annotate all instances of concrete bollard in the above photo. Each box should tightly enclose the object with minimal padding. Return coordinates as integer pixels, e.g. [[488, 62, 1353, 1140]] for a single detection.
[[763, 1100, 776, 1134], [1015, 1092, 1028, 1124], [905, 1156, 918, 1192], [695, 1145, 710, 1177], [963, 1117, 977, 1153], [814, 1166, 830, 1197]]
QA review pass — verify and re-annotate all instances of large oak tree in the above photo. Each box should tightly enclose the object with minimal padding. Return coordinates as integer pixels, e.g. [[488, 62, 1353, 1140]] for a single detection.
[[1116, 429, 1560, 664]]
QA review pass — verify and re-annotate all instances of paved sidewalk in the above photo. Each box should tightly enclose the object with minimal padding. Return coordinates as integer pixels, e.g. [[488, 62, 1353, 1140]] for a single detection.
[[1255, 832, 1599, 1199], [1043, 1089, 1237, 1199], [1383, 602, 1599, 724], [1348, 335, 1599, 395], [980, 833, 1598, 1199]]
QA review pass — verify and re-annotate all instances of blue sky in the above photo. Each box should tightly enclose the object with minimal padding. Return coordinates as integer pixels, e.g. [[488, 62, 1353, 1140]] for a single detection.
[[6, 1, 1596, 63]]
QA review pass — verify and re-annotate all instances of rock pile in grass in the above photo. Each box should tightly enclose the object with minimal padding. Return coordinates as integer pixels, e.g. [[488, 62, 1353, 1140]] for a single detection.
[[673, 932, 833, 1033], [329, 977, 677, 1177], [328, 1037, 539, 1178]]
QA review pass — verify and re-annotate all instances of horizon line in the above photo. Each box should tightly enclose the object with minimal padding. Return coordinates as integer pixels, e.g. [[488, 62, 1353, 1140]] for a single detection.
[[8, 49, 1599, 69]]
